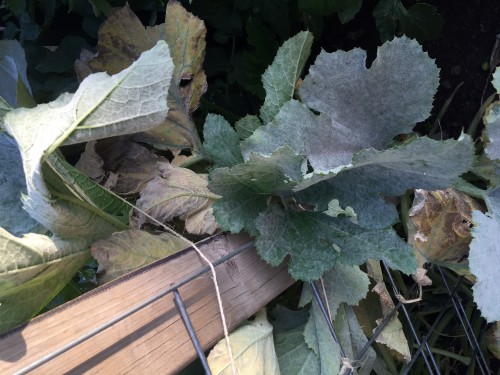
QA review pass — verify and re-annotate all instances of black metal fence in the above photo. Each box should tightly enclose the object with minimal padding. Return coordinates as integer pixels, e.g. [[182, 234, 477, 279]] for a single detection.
[[13, 240, 493, 375]]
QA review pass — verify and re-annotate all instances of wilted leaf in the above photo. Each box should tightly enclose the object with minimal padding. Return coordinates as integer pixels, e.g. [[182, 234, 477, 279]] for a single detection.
[[131, 162, 219, 235], [4, 42, 171, 236], [260, 31, 313, 124], [408, 188, 484, 266], [0, 228, 90, 333], [203, 114, 243, 168], [207, 309, 280, 375], [89, 2, 207, 161], [91, 229, 186, 283], [486, 322, 500, 360]]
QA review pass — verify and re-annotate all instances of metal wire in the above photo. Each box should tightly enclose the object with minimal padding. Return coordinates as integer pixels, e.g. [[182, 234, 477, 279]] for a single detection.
[[436, 266, 490, 375], [174, 289, 212, 375]]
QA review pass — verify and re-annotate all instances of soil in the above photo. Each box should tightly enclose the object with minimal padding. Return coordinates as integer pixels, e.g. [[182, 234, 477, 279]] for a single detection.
[[317, 0, 500, 140]]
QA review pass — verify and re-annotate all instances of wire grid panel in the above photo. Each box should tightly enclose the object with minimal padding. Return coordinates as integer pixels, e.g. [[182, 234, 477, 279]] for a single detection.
[[309, 262, 491, 375]]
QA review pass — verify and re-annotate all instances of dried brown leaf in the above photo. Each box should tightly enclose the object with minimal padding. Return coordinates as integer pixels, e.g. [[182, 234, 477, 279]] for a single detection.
[[408, 188, 484, 266], [91, 229, 186, 284], [130, 162, 219, 235]]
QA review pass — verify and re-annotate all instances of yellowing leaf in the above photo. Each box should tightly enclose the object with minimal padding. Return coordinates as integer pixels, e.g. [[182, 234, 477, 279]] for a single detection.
[[208, 309, 280, 375], [130, 162, 219, 235], [408, 188, 484, 266], [90, 229, 186, 283], [88, 2, 207, 162], [0, 228, 90, 333], [365, 260, 411, 363]]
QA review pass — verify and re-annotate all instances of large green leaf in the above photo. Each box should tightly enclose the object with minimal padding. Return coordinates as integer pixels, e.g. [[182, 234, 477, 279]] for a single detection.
[[260, 31, 313, 124], [209, 147, 305, 234], [242, 37, 439, 173], [296, 136, 474, 230], [0, 228, 90, 332], [255, 205, 416, 281]]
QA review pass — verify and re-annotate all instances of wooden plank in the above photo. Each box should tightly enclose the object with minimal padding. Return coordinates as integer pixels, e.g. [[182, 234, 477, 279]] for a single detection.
[[0, 234, 294, 374]]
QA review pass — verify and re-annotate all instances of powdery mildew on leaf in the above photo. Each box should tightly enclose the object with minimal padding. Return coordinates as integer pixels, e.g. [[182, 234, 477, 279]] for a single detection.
[[209, 147, 305, 234], [260, 31, 313, 124], [203, 114, 244, 168], [242, 37, 439, 173], [0, 134, 39, 236], [469, 187, 500, 322], [482, 68, 500, 160], [255, 205, 417, 281]]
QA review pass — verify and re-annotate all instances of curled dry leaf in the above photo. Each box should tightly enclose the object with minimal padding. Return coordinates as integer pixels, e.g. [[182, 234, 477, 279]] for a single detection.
[[131, 161, 219, 235], [408, 188, 484, 267]]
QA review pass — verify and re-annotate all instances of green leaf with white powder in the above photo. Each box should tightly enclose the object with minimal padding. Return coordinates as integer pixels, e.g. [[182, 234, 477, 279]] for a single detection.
[[243, 37, 439, 172], [209, 147, 305, 234], [255, 205, 416, 281], [296, 136, 474, 230], [470, 187, 500, 322], [303, 298, 341, 375], [203, 114, 243, 168], [260, 31, 313, 124]]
